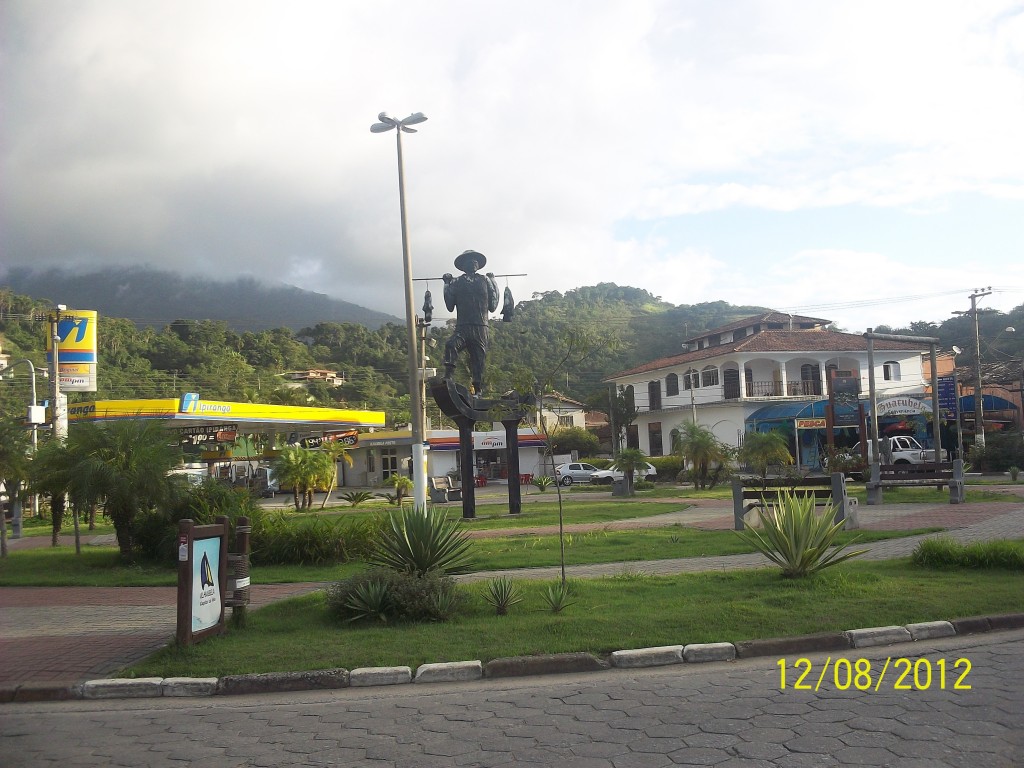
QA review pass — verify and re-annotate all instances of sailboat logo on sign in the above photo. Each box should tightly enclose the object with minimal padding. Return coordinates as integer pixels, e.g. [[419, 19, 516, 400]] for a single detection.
[[199, 552, 215, 589]]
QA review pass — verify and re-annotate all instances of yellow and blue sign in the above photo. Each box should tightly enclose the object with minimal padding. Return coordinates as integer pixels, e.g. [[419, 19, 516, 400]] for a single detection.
[[45, 309, 98, 392]]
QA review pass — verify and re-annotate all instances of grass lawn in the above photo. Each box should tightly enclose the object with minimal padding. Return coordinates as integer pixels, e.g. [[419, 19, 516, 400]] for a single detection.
[[284, 497, 692, 531], [123, 559, 1024, 678], [468, 526, 941, 571], [0, 525, 940, 586]]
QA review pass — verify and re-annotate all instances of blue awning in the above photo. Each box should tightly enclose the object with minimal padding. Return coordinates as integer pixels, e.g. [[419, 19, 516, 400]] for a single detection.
[[747, 400, 861, 426], [748, 401, 824, 422], [959, 394, 1018, 413]]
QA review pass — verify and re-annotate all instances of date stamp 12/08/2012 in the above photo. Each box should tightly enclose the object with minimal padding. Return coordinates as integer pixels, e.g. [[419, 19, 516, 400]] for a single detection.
[[778, 657, 972, 692]]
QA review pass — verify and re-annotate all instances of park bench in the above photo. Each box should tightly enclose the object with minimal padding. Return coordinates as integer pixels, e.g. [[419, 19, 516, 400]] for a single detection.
[[731, 474, 858, 531], [866, 460, 964, 505], [429, 476, 463, 504]]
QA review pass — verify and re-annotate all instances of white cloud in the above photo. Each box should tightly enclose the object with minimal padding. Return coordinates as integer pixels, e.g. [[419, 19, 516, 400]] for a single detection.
[[2, 0, 1023, 330]]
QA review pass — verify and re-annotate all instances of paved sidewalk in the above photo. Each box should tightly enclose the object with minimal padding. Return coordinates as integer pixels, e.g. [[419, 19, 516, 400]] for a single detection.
[[4, 629, 1023, 767], [2, 493, 1022, 691]]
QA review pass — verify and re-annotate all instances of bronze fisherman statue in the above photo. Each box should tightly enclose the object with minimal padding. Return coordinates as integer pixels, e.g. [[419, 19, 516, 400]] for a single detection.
[[442, 250, 499, 395]]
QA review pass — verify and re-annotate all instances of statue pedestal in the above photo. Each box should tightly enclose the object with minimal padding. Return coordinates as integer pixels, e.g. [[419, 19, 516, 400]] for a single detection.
[[429, 378, 531, 519]]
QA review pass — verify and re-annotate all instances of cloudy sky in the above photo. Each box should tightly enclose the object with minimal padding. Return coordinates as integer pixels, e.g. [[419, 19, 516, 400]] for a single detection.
[[3, 0, 1023, 332]]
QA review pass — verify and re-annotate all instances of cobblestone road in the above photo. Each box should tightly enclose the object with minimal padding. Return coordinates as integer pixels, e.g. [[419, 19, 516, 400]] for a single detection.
[[4, 628, 1021, 767]]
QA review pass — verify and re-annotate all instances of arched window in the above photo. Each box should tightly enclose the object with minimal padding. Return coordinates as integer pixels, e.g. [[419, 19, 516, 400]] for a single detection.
[[666, 373, 679, 396], [683, 368, 700, 390], [883, 361, 901, 381], [701, 365, 719, 387], [648, 380, 662, 410]]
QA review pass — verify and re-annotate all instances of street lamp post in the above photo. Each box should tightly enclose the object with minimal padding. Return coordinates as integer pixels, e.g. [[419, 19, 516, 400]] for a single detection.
[[48, 304, 68, 443], [371, 111, 429, 510], [951, 346, 965, 461]]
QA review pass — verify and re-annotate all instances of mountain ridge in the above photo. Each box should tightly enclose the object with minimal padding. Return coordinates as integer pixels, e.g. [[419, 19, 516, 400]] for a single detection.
[[1, 266, 401, 331]]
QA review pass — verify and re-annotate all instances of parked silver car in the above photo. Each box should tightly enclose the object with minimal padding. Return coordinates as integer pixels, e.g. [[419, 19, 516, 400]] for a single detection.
[[590, 462, 658, 484], [554, 462, 600, 486]]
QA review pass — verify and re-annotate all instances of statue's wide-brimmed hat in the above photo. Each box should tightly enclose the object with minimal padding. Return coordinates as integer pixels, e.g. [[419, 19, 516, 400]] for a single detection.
[[454, 249, 486, 272]]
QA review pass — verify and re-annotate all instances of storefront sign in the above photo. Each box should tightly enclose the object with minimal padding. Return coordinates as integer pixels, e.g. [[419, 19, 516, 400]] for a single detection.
[[796, 418, 827, 429], [177, 424, 239, 446], [301, 429, 359, 449], [876, 396, 933, 417], [829, 375, 861, 427], [937, 376, 957, 418]]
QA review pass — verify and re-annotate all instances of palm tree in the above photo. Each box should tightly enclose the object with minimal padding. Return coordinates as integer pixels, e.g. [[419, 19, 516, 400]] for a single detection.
[[386, 473, 414, 506], [271, 445, 319, 510], [738, 430, 794, 486], [609, 447, 648, 497], [319, 442, 354, 510], [36, 420, 182, 558], [25, 438, 72, 548], [673, 422, 731, 490], [0, 417, 32, 557]]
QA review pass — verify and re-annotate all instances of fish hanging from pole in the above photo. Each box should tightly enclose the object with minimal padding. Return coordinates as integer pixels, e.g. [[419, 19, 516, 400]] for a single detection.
[[422, 290, 433, 324], [500, 287, 515, 322]]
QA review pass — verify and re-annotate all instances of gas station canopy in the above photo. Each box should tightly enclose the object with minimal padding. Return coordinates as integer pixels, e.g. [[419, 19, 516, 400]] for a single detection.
[[67, 394, 386, 434]]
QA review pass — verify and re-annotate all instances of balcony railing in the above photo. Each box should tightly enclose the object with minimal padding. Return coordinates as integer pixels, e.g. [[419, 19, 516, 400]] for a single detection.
[[746, 380, 784, 397], [788, 380, 823, 396], [726, 379, 825, 399]]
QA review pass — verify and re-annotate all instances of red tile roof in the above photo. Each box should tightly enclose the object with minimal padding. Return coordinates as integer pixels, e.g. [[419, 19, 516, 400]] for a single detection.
[[608, 330, 925, 380], [684, 312, 831, 342]]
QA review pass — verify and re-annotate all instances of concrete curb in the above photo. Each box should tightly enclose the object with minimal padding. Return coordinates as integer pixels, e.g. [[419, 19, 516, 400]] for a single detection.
[[5, 611, 1023, 703]]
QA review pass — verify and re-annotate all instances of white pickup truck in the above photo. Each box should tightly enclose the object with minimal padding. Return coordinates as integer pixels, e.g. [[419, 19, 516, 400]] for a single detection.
[[853, 435, 948, 464]]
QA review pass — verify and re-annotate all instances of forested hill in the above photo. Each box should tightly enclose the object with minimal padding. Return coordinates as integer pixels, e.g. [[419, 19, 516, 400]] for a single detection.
[[2, 266, 400, 330], [483, 285, 771, 401], [2, 281, 1021, 427], [0, 281, 772, 422]]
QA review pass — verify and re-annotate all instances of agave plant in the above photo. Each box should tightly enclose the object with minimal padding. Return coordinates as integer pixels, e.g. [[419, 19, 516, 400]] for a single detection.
[[481, 576, 524, 616], [734, 491, 867, 578], [343, 579, 392, 623], [532, 475, 555, 492], [368, 506, 475, 577], [540, 579, 577, 613], [339, 490, 374, 507]]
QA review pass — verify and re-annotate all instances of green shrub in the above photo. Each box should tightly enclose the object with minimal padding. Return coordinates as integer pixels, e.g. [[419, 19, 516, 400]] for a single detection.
[[326, 568, 464, 623], [633, 479, 655, 491], [909, 536, 963, 568], [734, 492, 867, 578], [968, 431, 1024, 472], [1010, 466, 1020, 482], [648, 455, 683, 481], [367, 506, 474, 577], [250, 512, 384, 566], [132, 480, 261, 564], [912, 537, 1024, 570], [481, 576, 523, 616]]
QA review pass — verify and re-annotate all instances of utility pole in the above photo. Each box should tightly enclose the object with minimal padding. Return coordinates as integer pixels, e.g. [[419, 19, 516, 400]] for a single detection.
[[953, 289, 991, 449]]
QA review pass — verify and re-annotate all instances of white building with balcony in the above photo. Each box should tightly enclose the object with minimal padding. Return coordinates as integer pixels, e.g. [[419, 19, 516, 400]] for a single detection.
[[606, 312, 931, 463]]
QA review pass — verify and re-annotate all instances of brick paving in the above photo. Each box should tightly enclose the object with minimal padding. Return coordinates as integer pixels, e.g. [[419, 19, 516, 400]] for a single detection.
[[0, 584, 321, 687]]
